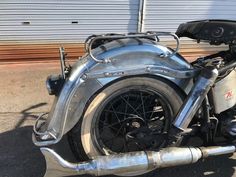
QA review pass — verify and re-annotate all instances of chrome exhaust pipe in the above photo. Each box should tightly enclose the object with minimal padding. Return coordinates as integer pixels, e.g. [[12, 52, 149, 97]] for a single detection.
[[41, 146, 235, 177]]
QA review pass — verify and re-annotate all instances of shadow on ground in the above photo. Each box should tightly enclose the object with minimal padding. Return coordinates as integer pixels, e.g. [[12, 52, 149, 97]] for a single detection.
[[14, 103, 47, 129], [0, 126, 45, 177], [0, 125, 236, 177]]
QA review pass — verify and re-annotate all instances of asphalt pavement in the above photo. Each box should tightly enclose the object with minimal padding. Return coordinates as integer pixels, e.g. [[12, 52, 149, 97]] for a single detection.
[[1, 62, 236, 177]]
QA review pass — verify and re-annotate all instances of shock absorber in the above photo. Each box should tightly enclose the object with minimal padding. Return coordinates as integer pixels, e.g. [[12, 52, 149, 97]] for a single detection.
[[170, 66, 218, 144]]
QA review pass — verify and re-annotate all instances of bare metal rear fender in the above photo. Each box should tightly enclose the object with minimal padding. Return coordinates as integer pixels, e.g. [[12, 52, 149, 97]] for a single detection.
[[33, 39, 196, 146]]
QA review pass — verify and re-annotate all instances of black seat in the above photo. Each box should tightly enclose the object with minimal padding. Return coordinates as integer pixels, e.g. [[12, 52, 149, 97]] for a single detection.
[[176, 20, 236, 45]]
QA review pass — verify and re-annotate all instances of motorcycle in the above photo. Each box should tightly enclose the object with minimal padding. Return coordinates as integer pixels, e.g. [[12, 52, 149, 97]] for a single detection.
[[33, 20, 236, 177]]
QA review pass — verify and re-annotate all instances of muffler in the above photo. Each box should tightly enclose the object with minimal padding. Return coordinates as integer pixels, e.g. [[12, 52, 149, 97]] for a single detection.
[[41, 145, 235, 177]]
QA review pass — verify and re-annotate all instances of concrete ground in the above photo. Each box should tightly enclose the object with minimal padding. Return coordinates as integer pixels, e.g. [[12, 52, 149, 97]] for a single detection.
[[1, 62, 236, 177]]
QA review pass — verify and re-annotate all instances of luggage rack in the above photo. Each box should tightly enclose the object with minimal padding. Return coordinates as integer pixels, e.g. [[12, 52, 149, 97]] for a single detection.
[[85, 31, 180, 63]]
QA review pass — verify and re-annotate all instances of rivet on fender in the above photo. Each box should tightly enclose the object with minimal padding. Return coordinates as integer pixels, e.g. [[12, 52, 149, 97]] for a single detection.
[[104, 72, 111, 77], [146, 67, 151, 72], [81, 74, 87, 80]]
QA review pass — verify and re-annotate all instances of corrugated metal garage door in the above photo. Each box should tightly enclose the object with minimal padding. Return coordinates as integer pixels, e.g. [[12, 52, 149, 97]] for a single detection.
[[0, 0, 139, 43], [2, 0, 236, 63], [144, 0, 235, 60], [0, 0, 139, 63]]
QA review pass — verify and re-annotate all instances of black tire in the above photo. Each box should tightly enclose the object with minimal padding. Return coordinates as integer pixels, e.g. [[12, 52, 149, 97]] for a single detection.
[[68, 76, 184, 177]]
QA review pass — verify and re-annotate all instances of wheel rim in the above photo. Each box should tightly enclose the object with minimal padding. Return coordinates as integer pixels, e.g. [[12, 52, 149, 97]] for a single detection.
[[92, 86, 173, 155]]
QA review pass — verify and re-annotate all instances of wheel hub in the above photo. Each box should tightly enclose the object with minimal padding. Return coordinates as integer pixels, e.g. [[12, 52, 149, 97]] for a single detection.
[[131, 121, 141, 128]]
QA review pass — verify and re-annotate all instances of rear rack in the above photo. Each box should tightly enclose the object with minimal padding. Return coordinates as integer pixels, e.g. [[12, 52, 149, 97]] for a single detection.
[[85, 31, 180, 63]]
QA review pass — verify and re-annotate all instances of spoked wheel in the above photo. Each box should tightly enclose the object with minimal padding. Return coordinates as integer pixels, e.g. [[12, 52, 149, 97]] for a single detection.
[[94, 88, 173, 154], [68, 77, 184, 177]]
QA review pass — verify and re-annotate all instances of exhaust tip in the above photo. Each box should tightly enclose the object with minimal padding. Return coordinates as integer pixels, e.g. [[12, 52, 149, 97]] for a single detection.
[[41, 148, 78, 177]]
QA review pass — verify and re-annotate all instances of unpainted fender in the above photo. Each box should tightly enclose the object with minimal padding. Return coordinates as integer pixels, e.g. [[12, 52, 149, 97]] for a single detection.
[[35, 38, 195, 146]]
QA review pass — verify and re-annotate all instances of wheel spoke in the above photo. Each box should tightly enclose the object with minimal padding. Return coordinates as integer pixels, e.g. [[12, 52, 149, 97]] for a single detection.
[[103, 124, 124, 144], [149, 98, 160, 120], [115, 124, 125, 137], [140, 92, 146, 120], [110, 103, 122, 124], [99, 121, 119, 132], [104, 109, 131, 117], [103, 119, 126, 128], [123, 95, 129, 119], [120, 96, 142, 117], [133, 95, 151, 113]]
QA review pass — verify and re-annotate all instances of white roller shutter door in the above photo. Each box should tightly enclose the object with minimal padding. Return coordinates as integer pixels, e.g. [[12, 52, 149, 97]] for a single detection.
[[144, 0, 235, 59], [0, 0, 139, 43]]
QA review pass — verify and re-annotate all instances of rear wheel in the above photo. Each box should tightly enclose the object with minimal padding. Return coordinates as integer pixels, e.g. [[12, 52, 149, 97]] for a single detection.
[[68, 77, 184, 176]]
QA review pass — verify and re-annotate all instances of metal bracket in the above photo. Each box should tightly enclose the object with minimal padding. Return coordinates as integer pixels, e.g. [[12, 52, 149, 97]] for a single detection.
[[85, 65, 199, 79], [59, 47, 67, 79], [59, 47, 71, 79], [32, 113, 58, 146], [85, 32, 180, 64]]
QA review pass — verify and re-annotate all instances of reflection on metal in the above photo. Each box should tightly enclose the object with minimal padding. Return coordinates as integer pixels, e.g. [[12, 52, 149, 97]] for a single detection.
[[41, 145, 235, 177], [33, 38, 193, 146], [173, 67, 219, 130]]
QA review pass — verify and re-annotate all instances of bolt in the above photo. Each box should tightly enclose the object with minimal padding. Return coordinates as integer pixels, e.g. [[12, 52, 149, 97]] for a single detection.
[[81, 74, 87, 79], [104, 72, 110, 77]]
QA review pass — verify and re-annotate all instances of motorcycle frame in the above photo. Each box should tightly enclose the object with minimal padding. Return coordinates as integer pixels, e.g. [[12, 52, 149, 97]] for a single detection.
[[33, 37, 198, 146]]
